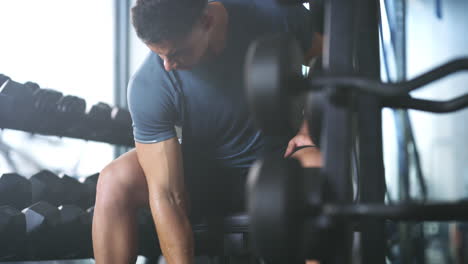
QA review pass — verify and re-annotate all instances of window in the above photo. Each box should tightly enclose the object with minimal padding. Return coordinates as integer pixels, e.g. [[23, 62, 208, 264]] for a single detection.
[[0, 0, 116, 177]]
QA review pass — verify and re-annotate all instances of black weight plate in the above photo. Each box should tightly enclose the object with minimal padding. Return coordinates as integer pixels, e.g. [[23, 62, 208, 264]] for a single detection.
[[305, 91, 325, 147], [247, 154, 305, 262], [245, 33, 304, 136]]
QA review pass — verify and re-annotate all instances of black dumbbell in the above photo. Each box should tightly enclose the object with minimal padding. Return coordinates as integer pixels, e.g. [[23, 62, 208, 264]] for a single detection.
[[32, 88, 63, 113], [0, 205, 26, 260], [304, 91, 325, 147], [0, 173, 32, 210], [56, 204, 93, 258], [110, 107, 133, 142], [80, 173, 99, 207], [31, 170, 94, 209], [22, 202, 94, 260], [0, 74, 11, 127], [138, 208, 160, 259], [245, 33, 306, 136], [0, 94, 14, 127], [31, 88, 63, 131], [247, 154, 325, 262], [0, 79, 35, 129], [22, 201, 61, 259], [56, 95, 87, 133], [82, 206, 94, 257], [111, 107, 132, 126], [30, 170, 65, 207], [0, 74, 10, 87], [23, 81, 40, 93], [60, 174, 89, 209], [57, 95, 86, 116], [86, 102, 113, 138], [89, 102, 112, 122]]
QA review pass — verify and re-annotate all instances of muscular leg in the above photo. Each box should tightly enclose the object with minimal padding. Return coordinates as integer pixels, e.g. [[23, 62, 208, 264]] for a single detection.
[[93, 149, 149, 264]]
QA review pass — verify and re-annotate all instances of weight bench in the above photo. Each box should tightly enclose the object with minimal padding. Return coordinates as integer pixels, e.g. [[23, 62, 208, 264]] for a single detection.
[[142, 213, 254, 264]]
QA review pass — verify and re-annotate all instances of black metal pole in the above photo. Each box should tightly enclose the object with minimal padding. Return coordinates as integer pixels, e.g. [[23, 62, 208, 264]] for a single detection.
[[323, 202, 468, 221], [353, 0, 386, 263], [321, 0, 355, 262]]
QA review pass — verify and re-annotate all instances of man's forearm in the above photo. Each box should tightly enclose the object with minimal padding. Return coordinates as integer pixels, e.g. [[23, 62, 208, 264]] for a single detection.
[[135, 139, 193, 264], [151, 192, 194, 264]]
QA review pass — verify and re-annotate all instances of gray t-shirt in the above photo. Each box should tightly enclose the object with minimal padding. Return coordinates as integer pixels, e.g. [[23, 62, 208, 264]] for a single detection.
[[128, 0, 313, 169]]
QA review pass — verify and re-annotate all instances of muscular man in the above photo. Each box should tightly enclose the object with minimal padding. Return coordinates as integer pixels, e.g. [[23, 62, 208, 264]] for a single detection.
[[92, 0, 321, 263]]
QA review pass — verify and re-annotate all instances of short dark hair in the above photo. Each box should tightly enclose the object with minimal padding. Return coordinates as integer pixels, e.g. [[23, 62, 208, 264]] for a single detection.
[[131, 0, 208, 45]]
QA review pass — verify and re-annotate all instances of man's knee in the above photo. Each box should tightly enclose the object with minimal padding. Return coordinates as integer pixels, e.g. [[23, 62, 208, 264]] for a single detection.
[[96, 155, 147, 207]]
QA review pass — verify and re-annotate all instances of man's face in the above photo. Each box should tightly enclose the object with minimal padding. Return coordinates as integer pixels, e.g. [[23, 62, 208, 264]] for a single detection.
[[147, 24, 210, 71]]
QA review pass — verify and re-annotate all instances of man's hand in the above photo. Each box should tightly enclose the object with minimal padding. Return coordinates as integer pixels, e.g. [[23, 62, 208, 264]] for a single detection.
[[285, 119, 322, 168], [284, 133, 315, 158], [284, 119, 316, 158]]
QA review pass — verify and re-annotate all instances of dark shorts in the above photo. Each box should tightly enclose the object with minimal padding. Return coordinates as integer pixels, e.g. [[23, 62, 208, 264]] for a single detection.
[[184, 163, 250, 222], [184, 144, 316, 222]]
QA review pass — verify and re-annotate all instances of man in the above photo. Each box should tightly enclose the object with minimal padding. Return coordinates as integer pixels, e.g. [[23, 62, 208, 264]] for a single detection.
[[92, 0, 321, 263]]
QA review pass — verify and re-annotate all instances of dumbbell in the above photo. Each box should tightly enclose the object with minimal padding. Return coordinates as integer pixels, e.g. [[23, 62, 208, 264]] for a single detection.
[[31, 88, 64, 131], [21, 201, 94, 259], [24, 81, 40, 92], [111, 107, 132, 127], [83, 102, 113, 139], [0, 74, 10, 87], [304, 91, 325, 147], [0, 79, 36, 130], [0, 93, 14, 127], [137, 208, 161, 259], [30, 170, 65, 207], [111, 107, 134, 142], [61, 173, 93, 209], [57, 95, 86, 116], [56, 204, 94, 258], [80, 172, 99, 207], [33, 88, 63, 113], [245, 33, 324, 145], [245, 33, 307, 136], [0, 173, 32, 210], [22, 201, 62, 259], [88, 102, 112, 125], [82, 206, 95, 257], [247, 154, 328, 263], [0, 74, 12, 126], [31, 170, 94, 209], [56, 95, 87, 133], [0, 205, 26, 260]]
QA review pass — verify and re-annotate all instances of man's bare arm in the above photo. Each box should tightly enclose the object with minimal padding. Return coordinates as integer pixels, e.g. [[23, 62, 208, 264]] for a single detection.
[[136, 138, 193, 264]]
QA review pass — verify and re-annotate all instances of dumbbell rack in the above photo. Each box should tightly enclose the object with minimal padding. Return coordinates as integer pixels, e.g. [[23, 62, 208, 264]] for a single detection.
[[0, 171, 255, 262], [0, 75, 134, 147]]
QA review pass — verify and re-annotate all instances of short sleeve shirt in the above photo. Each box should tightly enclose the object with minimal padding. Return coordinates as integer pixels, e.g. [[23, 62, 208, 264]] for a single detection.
[[128, 0, 314, 169]]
